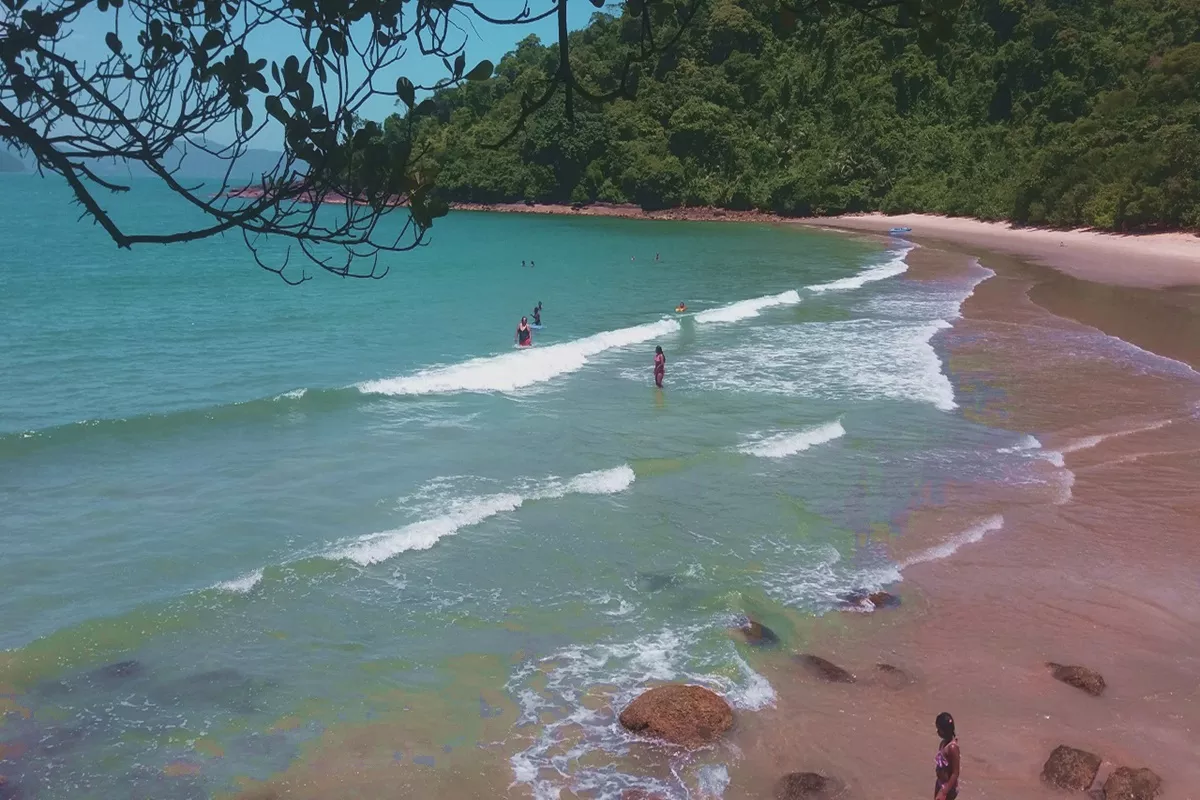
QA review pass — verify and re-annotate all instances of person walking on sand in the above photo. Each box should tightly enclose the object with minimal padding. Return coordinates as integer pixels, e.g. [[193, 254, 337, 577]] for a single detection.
[[934, 712, 961, 800], [653, 346, 666, 388]]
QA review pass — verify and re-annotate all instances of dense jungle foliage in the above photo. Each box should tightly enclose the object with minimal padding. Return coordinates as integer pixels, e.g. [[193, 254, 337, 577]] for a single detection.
[[391, 0, 1200, 231]]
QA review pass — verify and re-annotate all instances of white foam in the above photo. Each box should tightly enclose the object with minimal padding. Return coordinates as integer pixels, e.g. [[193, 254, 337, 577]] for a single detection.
[[274, 388, 307, 400], [358, 319, 679, 396], [566, 465, 636, 495], [737, 420, 845, 458], [806, 248, 912, 293], [696, 764, 731, 798], [900, 515, 1004, 568], [328, 466, 636, 566], [694, 290, 801, 324], [998, 435, 1042, 454], [213, 569, 264, 594], [681, 318, 956, 411]]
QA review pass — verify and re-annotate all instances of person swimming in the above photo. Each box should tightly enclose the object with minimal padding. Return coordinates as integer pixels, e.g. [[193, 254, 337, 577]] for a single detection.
[[934, 712, 960, 800], [653, 345, 665, 388], [675, 302, 687, 313], [516, 317, 532, 347]]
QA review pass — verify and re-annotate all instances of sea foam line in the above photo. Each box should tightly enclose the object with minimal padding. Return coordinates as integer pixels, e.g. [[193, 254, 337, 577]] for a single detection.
[[357, 319, 679, 397], [737, 419, 845, 458], [900, 514, 1004, 568], [327, 465, 635, 566], [806, 246, 913, 293], [694, 289, 801, 324]]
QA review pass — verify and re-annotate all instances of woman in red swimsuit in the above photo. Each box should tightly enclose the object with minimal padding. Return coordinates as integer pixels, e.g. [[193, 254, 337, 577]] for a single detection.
[[935, 712, 960, 800]]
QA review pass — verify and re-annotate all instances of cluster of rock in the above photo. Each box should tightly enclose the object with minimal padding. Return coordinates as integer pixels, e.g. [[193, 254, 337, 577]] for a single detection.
[[1039, 663, 1161, 799], [1041, 745, 1161, 799]]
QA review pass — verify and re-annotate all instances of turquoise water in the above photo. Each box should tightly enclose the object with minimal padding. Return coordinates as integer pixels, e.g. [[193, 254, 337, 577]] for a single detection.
[[1, 175, 1021, 798]]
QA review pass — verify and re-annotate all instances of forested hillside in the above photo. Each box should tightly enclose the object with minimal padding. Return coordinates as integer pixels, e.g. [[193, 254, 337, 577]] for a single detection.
[[394, 0, 1199, 231]]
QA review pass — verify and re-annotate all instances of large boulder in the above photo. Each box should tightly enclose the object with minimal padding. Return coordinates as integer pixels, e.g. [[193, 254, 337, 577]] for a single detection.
[[1103, 767, 1162, 800], [774, 772, 847, 799], [735, 618, 781, 648], [1041, 745, 1101, 791], [795, 655, 856, 684], [1047, 663, 1106, 697], [618, 684, 733, 748]]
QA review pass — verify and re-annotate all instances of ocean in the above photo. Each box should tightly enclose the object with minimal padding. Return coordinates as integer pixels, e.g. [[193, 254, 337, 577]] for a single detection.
[[1, 175, 1034, 798]]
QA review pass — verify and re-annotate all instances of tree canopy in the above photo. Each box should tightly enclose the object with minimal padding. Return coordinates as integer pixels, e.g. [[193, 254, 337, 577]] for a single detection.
[[402, 0, 1200, 231]]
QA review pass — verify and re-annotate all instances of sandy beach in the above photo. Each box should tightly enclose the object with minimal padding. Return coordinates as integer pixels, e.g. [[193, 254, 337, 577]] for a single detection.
[[797, 213, 1200, 290], [722, 242, 1200, 798]]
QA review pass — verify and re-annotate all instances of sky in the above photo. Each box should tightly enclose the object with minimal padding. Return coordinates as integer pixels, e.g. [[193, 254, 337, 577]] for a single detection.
[[53, 0, 603, 150]]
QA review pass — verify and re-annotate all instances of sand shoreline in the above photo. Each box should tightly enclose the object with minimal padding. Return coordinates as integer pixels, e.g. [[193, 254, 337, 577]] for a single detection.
[[452, 202, 1200, 290]]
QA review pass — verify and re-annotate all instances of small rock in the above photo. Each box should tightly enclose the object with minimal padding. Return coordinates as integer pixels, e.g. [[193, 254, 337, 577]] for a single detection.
[[1041, 745, 1101, 791], [618, 684, 733, 748], [1103, 767, 1162, 800], [735, 618, 780, 647], [873, 663, 916, 689], [795, 654, 856, 684], [837, 589, 899, 611], [774, 772, 847, 799], [867, 591, 900, 609], [1047, 663, 1106, 697]]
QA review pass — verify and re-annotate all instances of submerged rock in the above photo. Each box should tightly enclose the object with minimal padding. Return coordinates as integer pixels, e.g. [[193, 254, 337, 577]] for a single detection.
[[873, 663, 916, 689], [621, 791, 667, 800], [618, 684, 733, 748], [774, 772, 847, 799], [1047, 663, 1106, 697], [1103, 767, 1162, 800], [1041, 745, 1101, 791], [795, 654, 856, 684], [734, 618, 781, 647]]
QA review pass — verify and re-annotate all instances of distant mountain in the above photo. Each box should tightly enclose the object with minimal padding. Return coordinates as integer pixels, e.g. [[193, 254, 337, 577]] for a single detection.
[[0, 149, 25, 173], [88, 141, 285, 182]]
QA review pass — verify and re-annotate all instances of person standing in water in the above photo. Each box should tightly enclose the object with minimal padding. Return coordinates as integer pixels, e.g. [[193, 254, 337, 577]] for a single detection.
[[653, 346, 666, 388], [934, 712, 960, 800], [532, 304, 541, 326], [516, 317, 533, 347]]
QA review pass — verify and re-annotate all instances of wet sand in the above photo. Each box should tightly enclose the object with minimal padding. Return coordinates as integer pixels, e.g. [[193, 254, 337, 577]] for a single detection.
[[225, 232, 1200, 800], [726, 245, 1200, 799]]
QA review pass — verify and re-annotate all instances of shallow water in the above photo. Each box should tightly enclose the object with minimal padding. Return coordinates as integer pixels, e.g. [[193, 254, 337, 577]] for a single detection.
[[1, 175, 1051, 798]]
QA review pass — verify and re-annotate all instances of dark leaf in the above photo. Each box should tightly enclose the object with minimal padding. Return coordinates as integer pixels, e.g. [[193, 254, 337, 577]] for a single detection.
[[271, 61, 280, 86], [201, 28, 223, 51], [123, 62, 135, 79], [105, 31, 122, 54], [395, 76, 415, 108], [264, 94, 288, 122], [241, 106, 253, 132], [465, 59, 493, 81]]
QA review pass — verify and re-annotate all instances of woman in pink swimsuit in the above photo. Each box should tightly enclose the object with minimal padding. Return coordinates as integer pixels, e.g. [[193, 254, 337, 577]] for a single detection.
[[935, 712, 960, 800]]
